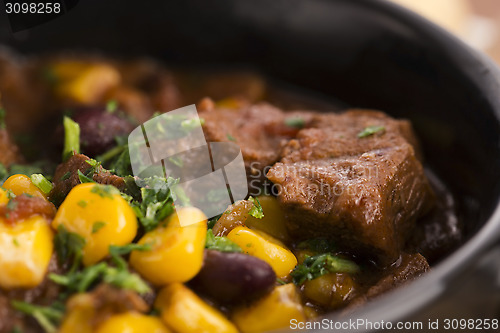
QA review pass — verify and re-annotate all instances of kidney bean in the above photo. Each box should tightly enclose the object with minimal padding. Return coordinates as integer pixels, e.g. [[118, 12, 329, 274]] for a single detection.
[[190, 249, 276, 305]]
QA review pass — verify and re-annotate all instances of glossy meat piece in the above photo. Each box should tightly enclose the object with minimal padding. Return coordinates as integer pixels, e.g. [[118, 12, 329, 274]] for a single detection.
[[0, 195, 56, 224], [346, 253, 429, 310], [268, 110, 434, 263], [49, 154, 125, 205], [280, 109, 423, 164], [199, 99, 315, 189]]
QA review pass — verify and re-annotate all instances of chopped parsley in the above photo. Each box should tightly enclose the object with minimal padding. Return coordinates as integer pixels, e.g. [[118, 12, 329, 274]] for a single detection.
[[357, 125, 385, 138], [109, 243, 152, 269], [30, 174, 53, 195], [90, 184, 118, 199], [53, 225, 86, 272], [290, 253, 360, 285], [77, 200, 87, 208], [297, 238, 336, 254], [11, 301, 64, 333], [77, 170, 94, 183], [50, 243, 151, 295], [59, 171, 71, 181], [276, 278, 287, 285], [226, 133, 236, 142], [205, 229, 242, 253], [248, 196, 264, 219], [284, 117, 305, 128], [62, 116, 80, 161], [91, 221, 106, 234], [49, 261, 150, 295], [6, 199, 18, 212], [106, 100, 118, 113], [129, 176, 177, 231]]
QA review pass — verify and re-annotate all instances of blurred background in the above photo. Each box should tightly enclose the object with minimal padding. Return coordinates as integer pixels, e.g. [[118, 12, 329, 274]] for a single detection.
[[391, 0, 500, 63]]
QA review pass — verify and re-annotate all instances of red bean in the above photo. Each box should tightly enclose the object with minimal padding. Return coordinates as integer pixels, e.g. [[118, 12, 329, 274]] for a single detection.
[[189, 250, 276, 305], [72, 107, 135, 156]]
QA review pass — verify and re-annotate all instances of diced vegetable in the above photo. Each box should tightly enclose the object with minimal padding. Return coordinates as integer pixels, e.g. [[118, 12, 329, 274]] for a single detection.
[[3, 174, 48, 199], [205, 229, 242, 253], [290, 253, 359, 285], [58, 293, 95, 333], [50, 61, 120, 104], [0, 215, 54, 288], [30, 174, 53, 195], [0, 188, 9, 204], [95, 312, 171, 333], [227, 226, 297, 278], [63, 116, 81, 161], [302, 272, 357, 308], [245, 195, 289, 242], [155, 283, 238, 333], [52, 183, 137, 266], [130, 207, 207, 285], [232, 284, 305, 333]]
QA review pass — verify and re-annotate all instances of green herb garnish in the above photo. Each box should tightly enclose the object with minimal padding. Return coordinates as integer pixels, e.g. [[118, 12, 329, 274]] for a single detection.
[[226, 133, 236, 142], [91, 221, 106, 234], [50, 244, 151, 295], [205, 229, 242, 253], [248, 196, 264, 219], [290, 253, 360, 285], [11, 301, 64, 333], [53, 225, 86, 271], [90, 184, 118, 199], [129, 176, 177, 231], [357, 125, 385, 138], [30, 174, 53, 195], [106, 100, 118, 113], [77, 170, 94, 183], [297, 238, 336, 254], [62, 116, 80, 161], [284, 117, 305, 128]]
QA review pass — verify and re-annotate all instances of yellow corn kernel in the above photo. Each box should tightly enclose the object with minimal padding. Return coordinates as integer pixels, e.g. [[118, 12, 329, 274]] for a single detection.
[[246, 195, 290, 242], [2, 174, 47, 199], [0, 215, 53, 288], [59, 293, 95, 333], [50, 60, 120, 104], [227, 226, 297, 278], [0, 188, 9, 204], [95, 312, 171, 333], [130, 207, 207, 285], [155, 283, 238, 333], [52, 183, 137, 266], [303, 273, 356, 308], [232, 284, 306, 333]]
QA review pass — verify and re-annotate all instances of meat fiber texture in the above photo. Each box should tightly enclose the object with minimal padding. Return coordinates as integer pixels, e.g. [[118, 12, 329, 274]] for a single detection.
[[199, 99, 315, 192], [267, 110, 435, 264]]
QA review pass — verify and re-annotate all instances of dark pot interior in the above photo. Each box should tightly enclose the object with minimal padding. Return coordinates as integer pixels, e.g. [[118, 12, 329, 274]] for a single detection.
[[1, 0, 499, 327]]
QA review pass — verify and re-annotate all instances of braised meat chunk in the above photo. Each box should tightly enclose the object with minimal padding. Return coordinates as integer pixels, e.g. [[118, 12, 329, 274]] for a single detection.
[[268, 110, 435, 263], [199, 99, 315, 188]]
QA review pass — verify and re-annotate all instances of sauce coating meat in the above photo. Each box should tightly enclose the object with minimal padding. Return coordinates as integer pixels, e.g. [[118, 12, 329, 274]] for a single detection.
[[0, 49, 462, 333]]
